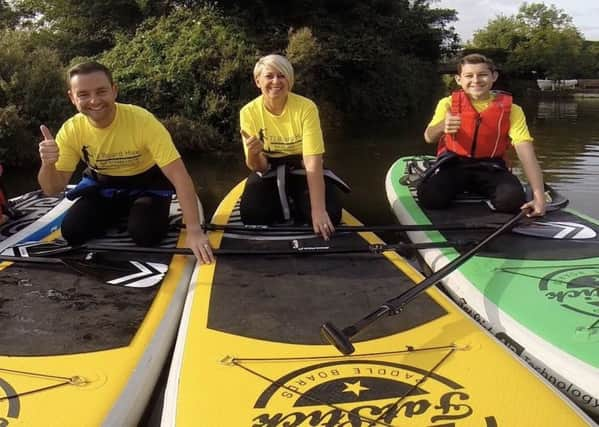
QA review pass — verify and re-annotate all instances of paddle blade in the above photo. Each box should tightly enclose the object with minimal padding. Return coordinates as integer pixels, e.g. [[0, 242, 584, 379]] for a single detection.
[[67, 253, 168, 288], [320, 322, 355, 355], [512, 221, 596, 240]]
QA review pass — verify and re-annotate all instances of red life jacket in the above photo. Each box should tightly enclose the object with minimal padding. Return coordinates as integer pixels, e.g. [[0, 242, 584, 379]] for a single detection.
[[438, 90, 512, 159]]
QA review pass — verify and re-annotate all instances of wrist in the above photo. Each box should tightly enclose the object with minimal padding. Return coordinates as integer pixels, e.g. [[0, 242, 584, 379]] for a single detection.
[[186, 223, 204, 232]]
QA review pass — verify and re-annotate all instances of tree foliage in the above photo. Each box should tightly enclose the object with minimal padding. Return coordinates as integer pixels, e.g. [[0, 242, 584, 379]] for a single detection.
[[216, 0, 458, 120], [470, 2, 592, 79], [0, 0, 461, 165], [100, 6, 256, 150], [0, 0, 17, 29], [0, 30, 71, 165], [14, 0, 146, 58]]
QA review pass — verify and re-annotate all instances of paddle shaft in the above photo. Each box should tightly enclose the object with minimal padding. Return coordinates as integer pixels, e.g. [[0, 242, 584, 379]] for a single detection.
[[340, 210, 527, 339], [202, 223, 501, 233], [83, 240, 476, 256], [0, 254, 64, 264]]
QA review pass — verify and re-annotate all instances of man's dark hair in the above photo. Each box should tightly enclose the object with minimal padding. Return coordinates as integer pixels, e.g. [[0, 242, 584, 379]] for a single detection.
[[67, 61, 114, 86], [457, 53, 496, 74]]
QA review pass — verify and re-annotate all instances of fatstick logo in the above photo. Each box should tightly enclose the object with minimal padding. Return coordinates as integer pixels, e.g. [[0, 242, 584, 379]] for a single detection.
[[251, 360, 498, 426], [540, 266, 599, 317], [0, 377, 20, 425]]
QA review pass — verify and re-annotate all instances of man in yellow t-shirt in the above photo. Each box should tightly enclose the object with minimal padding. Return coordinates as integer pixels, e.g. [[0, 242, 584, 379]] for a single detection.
[[37, 61, 214, 263], [420, 53, 546, 216]]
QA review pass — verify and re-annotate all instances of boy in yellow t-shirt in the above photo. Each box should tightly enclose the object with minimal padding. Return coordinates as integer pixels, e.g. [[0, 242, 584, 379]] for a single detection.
[[37, 62, 214, 264], [419, 53, 546, 216]]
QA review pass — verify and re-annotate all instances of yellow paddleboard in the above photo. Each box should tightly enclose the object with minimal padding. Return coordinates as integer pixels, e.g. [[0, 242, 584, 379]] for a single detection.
[[162, 181, 594, 426], [0, 191, 196, 426]]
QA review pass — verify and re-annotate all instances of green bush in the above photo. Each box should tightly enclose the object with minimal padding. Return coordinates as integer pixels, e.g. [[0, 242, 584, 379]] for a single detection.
[[162, 115, 223, 153], [100, 6, 256, 151], [0, 29, 70, 166]]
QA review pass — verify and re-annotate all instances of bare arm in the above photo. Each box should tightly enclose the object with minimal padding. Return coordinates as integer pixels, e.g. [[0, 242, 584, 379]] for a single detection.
[[424, 121, 446, 144], [304, 154, 334, 240], [514, 141, 546, 217], [161, 158, 214, 264], [37, 125, 73, 195], [424, 113, 461, 143]]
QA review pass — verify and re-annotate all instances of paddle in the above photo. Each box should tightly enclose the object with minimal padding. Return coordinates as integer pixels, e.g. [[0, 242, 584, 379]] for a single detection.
[[319, 210, 528, 355], [26, 239, 477, 257], [0, 247, 168, 288], [201, 219, 595, 240]]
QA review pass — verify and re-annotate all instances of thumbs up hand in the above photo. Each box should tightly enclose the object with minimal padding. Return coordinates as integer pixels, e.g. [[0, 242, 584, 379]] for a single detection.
[[444, 113, 461, 135], [39, 125, 60, 165]]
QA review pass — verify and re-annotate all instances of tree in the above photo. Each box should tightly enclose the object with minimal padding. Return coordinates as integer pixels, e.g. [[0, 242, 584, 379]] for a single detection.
[[13, 0, 145, 59], [0, 29, 71, 165], [214, 0, 459, 119], [0, 1, 17, 29], [100, 6, 255, 151], [470, 2, 585, 79]]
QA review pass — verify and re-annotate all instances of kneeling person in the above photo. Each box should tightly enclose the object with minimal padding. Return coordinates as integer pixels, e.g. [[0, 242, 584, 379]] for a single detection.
[[418, 53, 546, 217], [239, 54, 346, 240], [37, 61, 214, 263]]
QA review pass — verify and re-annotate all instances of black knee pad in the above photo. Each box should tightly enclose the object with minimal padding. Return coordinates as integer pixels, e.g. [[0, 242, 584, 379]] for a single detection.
[[416, 185, 453, 210], [128, 225, 165, 246], [492, 186, 526, 213]]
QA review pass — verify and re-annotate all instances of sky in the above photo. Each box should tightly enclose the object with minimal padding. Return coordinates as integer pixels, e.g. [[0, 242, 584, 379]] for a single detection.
[[433, 0, 599, 42]]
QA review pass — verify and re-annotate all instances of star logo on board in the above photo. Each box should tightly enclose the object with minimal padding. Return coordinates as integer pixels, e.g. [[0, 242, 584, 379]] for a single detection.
[[342, 380, 369, 397]]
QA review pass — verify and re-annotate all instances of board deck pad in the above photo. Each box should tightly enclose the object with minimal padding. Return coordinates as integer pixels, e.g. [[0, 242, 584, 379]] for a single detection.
[[423, 202, 599, 260], [0, 196, 181, 355], [208, 233, 446, 344]]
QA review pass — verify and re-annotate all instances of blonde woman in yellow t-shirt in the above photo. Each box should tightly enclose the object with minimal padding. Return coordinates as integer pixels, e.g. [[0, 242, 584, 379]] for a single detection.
[[419, 53, 546, 217], [37, 61, 214, 264], [239, 54, 343, 240]]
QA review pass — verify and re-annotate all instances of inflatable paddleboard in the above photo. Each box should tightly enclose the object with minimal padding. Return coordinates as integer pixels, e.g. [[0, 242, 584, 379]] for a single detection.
[[0, 188, 197, 426], [386, 155, 599, 418]]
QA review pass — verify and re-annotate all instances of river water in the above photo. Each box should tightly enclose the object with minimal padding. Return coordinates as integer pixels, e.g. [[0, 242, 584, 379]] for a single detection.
[[5, 97, 598, 222], [182, 96, 599, 224]]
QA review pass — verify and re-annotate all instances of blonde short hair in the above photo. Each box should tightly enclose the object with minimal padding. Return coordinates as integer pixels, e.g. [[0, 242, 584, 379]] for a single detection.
[[253, 54, 295, 90]]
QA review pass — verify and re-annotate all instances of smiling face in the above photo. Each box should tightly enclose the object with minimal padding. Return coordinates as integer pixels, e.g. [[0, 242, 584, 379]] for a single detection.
[[255, 64, 290, 104], [68, 71, 118, 128], [455, 63, 498, 101]]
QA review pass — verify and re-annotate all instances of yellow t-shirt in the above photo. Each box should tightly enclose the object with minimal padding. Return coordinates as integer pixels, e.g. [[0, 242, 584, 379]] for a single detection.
[[55, 103, 180, 175], [239, 92, 325, 158], [428, 94, 533, 145]]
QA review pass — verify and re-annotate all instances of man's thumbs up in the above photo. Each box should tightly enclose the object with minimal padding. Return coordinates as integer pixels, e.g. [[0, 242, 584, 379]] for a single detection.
[[39, 125, 59, 165]]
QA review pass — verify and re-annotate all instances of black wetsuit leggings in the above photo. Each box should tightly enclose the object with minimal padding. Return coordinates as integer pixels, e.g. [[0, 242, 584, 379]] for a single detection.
[[61, 192, 171, 246], [240, 172, 342, 225], [416, 158, 526, 213]]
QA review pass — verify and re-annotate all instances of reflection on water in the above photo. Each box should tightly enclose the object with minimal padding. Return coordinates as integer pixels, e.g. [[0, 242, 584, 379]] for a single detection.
[[536, 100, 578, 120], [3, 98, 599, 221], [525, 98, 599, 217]]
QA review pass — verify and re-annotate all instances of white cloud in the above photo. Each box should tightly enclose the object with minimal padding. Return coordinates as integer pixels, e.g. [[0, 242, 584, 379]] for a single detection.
[[434, 0, 599, 42]]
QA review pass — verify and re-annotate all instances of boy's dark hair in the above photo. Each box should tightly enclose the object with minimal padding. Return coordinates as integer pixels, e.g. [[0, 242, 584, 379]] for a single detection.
[[457, 53, 496, 74], [67, 61, 114, 86]]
